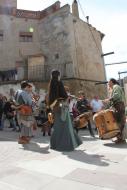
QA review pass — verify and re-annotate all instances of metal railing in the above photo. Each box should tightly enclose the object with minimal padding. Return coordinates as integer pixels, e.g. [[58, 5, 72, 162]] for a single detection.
[[28, 62, 70, 81]]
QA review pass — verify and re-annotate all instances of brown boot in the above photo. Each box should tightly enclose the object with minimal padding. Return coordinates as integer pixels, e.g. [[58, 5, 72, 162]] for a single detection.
[[26, 136, 31, 141], [115, 139, 126, 144], [23, 136, 30, 143], [113, 137, 126, 144], [18, 136, 29, 144]]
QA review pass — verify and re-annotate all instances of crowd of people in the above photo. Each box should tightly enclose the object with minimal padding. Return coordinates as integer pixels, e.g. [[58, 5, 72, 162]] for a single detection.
[[0, 70, 126, 152]]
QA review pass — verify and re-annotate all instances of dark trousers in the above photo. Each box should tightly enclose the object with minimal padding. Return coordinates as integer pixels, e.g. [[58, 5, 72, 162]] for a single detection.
[[87, 120, 95, 137], [75, 117, 95, 137], [113, 102, 125, 139]]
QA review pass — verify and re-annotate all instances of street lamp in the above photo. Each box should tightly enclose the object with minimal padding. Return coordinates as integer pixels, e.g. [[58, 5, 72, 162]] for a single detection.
[[101, 52, 114, 57]]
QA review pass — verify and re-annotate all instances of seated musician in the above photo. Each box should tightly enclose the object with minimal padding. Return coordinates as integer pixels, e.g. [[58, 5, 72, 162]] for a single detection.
[[37, 99, 52, 136], [104, 78, 126, 143], [76, 91, 95, 137]]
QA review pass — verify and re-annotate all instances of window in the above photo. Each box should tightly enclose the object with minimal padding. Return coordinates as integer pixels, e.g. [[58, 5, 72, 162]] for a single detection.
[[0, 30, 3, 41], [54, 53, 59, 59], [19, 32, 33, 42]]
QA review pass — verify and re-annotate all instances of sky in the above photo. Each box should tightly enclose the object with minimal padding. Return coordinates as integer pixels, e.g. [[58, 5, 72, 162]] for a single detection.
[[17, 0, 127, 80]]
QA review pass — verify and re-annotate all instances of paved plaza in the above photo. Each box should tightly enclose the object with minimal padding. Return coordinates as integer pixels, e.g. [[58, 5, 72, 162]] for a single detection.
[[0, 127, 127, 190]]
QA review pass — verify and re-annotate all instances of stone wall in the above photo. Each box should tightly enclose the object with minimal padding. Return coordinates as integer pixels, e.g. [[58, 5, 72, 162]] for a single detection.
[[68, 14, 106, 81], [38, 5, 74, 79], [0, 1, 106, 98], [63, 79, 107, 99], [32, 79, 107, 99], [0, 2, 68, 80], [0, 0, 17, 8], [38, 4, 106, 97], [0, 15, 40, 71]]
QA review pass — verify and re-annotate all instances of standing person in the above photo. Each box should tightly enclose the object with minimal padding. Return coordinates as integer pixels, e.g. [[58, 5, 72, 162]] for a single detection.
[[47, 70, 82, 151], [0, 96, 7, 130], [104, 78, 126, 143], [90, 96, 104, 115], [90, 96, 104, 131], [16, 81, 34, 144], [3, 99, 17, 131]]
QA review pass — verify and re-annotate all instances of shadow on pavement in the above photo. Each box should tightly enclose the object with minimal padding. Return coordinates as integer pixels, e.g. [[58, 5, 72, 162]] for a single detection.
[[78, 128, 98, 141], [63, 149, 109, 167], [20, 143, 50, 154], [32, 136, 50, 144], [104, 142, 127, 149]]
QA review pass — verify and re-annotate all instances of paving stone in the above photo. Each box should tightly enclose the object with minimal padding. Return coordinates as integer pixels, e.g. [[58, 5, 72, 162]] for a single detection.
[[0, 129, 127, 190], [65, 168, 127, 190], [38, 178, 115, 190], [0, 170, 56, 190]]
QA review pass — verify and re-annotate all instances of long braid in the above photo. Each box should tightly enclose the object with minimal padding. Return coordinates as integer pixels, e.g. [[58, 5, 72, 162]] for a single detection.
[[49, 79, 59, 105]]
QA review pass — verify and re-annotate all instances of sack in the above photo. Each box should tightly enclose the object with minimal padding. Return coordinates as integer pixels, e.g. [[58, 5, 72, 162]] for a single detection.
[[19, 105, 32, 116]]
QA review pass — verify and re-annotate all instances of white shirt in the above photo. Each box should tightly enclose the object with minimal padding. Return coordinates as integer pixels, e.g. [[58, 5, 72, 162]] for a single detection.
[[90, 99, 103, 113]]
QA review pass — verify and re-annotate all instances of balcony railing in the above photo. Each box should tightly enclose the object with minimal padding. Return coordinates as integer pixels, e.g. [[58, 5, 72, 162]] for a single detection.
[[0, 62, 72, 82], [28, 63, 69, 81]]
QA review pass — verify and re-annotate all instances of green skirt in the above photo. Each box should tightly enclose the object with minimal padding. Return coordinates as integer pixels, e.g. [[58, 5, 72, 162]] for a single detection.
[[50, 106, 82, 151]]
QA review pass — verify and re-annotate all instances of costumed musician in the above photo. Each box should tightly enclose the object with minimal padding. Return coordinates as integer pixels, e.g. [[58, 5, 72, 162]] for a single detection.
[[103, 78, 126, 143], [75, 90, 95, 137], [15, 81, 35, 144]]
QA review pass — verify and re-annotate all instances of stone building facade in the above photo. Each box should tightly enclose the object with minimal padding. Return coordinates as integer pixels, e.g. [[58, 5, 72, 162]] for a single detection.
[[0, 0, 107, 98]]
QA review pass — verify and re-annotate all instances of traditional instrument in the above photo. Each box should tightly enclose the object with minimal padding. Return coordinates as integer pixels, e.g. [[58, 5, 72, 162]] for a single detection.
[[31, 92, 40, 116], [19, 105, 32, 116], [74, 112, 91, 129], [32, 92, 40, 102], [93, 109, 120, 140]]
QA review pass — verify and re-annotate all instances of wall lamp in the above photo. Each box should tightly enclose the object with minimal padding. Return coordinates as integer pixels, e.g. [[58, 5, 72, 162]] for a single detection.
[[101, 52, 114, 57]]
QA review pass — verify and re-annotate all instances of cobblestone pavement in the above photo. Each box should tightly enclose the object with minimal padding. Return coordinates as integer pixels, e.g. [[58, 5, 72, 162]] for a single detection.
[[0, 127, 127, 190]]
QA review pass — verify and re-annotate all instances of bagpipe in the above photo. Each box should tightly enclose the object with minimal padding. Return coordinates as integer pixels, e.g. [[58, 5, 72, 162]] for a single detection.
[[19, 105, 32, 116], [11, 102, 32, 116]]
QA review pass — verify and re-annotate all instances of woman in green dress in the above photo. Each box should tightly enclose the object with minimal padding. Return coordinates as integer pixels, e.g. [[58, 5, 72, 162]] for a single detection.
[[47, 70, 82, 151]]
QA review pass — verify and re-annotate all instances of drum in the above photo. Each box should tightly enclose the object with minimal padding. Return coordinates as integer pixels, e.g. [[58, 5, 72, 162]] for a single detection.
[[74, 112, 91, 129], [93, 109, 120, 139]]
